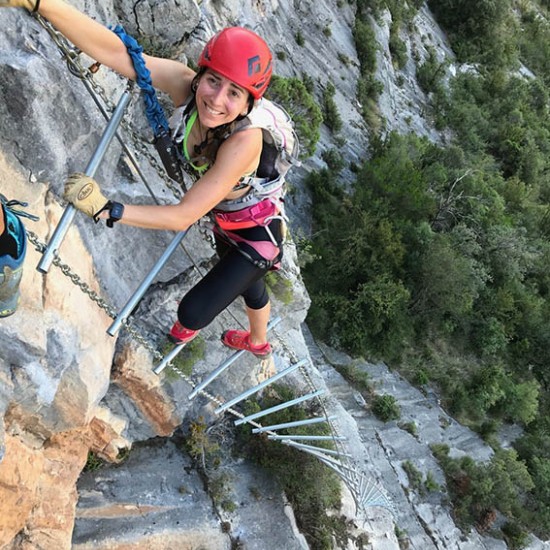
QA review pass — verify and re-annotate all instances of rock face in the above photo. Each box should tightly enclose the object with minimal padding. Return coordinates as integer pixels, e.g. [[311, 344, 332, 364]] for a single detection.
[[0, 2, 548, 550], [0, 429, 89, 549], [73, 439, 233, 550], [73, 437, 314, 550]]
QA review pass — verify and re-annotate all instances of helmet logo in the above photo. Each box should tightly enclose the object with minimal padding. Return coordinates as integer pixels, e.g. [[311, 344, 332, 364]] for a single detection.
[[248, 55, 261, 75]]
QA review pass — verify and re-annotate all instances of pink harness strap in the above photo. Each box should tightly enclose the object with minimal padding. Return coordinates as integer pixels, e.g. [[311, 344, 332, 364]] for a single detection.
[[214, 199, 277, 231], [212, 199, 283, 269]]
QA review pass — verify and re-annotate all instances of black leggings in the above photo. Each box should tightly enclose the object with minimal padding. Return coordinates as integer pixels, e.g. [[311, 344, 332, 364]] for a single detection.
[[177, 221, 282, 330]]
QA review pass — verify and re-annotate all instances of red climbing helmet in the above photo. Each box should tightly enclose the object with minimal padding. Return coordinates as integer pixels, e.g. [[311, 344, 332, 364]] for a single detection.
[[198, 27, 273, 99]]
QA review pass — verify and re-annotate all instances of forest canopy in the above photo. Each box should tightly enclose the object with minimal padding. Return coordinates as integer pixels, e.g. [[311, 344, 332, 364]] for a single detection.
[[302, 0, 550, 542]]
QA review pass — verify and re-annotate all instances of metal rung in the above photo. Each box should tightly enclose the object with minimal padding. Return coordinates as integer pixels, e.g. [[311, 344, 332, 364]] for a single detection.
[[267, 434, 347, 441], [37, 86, 133, 274], [252, 415, 337, 434], [153, 341, 188, 375], [234, 389, 325, 426], [189, 317, 282, 400], [109, 231, 187, 337], [281, 440, 352, 458], [355, 475, 395, 512], [283, 439, 347, 469], [214, 359, 307, 414]]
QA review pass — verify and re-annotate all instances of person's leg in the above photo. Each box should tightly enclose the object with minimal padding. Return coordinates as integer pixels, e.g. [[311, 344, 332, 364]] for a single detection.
[[214, 221, 284, 356], [246, 301, 270, 347], [221, 275, 273, 357], [171, 245, 268, 345]]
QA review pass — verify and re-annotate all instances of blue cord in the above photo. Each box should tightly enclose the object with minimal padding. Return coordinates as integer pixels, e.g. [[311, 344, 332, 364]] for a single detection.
[[112, 25, 169, 136]]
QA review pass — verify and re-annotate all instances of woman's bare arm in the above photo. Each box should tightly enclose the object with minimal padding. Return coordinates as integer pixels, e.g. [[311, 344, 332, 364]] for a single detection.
[[112, 129, 264, 231], [37, 0, 194, 104]]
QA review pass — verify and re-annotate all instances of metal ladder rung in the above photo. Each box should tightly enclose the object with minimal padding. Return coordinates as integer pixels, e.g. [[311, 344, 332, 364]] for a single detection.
[[153, 340, 189, 375], [281, 440, 352, 457], [31, 19, 398, 517], [234, 389, 325, 426], [283, 439, 348, 469], [188, 317, 282, 400], [37, 86, 133, 274], [267, 434, 347, 441], [252, 415, 337, 434], [214, 359, 307, 414]]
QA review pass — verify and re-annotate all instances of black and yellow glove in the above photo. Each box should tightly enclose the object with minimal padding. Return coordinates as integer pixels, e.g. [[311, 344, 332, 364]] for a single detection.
[[63, 173, 109, 220]]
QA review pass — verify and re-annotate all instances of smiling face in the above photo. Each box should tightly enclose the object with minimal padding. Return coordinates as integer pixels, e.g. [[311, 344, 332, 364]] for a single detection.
[[195, 70, 251, 129]]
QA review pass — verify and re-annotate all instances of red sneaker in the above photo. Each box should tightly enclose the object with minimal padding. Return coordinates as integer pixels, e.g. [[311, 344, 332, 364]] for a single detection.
[[221, 330, 272, 358], [169, 321, 200, 345]]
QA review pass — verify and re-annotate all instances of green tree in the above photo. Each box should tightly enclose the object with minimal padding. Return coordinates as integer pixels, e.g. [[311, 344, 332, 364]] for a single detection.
[[389, 19, 407, 69], [488, 449, 534, 516], [528, 457, 550, 536], [416, 46, 446, 95], [408, 231, 486, 328], [322, 82, 342, 133], [353, 19, 378, 75], [433, 446, 535, 534], [427, 0, 518, 67], [372, 394, 401, 422], [501, 379, 540, 425], [518, 7, 550, 86], [321, 149, 345, 173]]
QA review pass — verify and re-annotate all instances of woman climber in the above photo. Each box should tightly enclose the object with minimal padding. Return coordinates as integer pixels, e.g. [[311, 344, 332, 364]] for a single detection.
[[1, 0, 292, 357]]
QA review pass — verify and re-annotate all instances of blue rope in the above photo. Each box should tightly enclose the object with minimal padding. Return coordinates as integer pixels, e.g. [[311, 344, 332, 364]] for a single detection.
[[112, 25, 169, 136]]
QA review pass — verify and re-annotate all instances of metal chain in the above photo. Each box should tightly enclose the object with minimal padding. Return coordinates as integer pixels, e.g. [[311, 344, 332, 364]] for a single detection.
[[27, 230, 118, 317], [28, 229, 349, 464], [36, 16, 220, 277], [26, 227, 270, 432]]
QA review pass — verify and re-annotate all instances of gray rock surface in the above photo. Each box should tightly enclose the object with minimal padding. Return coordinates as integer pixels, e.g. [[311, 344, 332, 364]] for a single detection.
[[302, 324, 549, 550], [73, 438, 232, 549]]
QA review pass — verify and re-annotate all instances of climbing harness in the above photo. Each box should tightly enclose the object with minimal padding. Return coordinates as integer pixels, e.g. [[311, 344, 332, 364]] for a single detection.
[[213, 199, 279, 231], [213, 99, 299, 270], [213, 198, 284, 267], [27, 13, 394, 517]]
